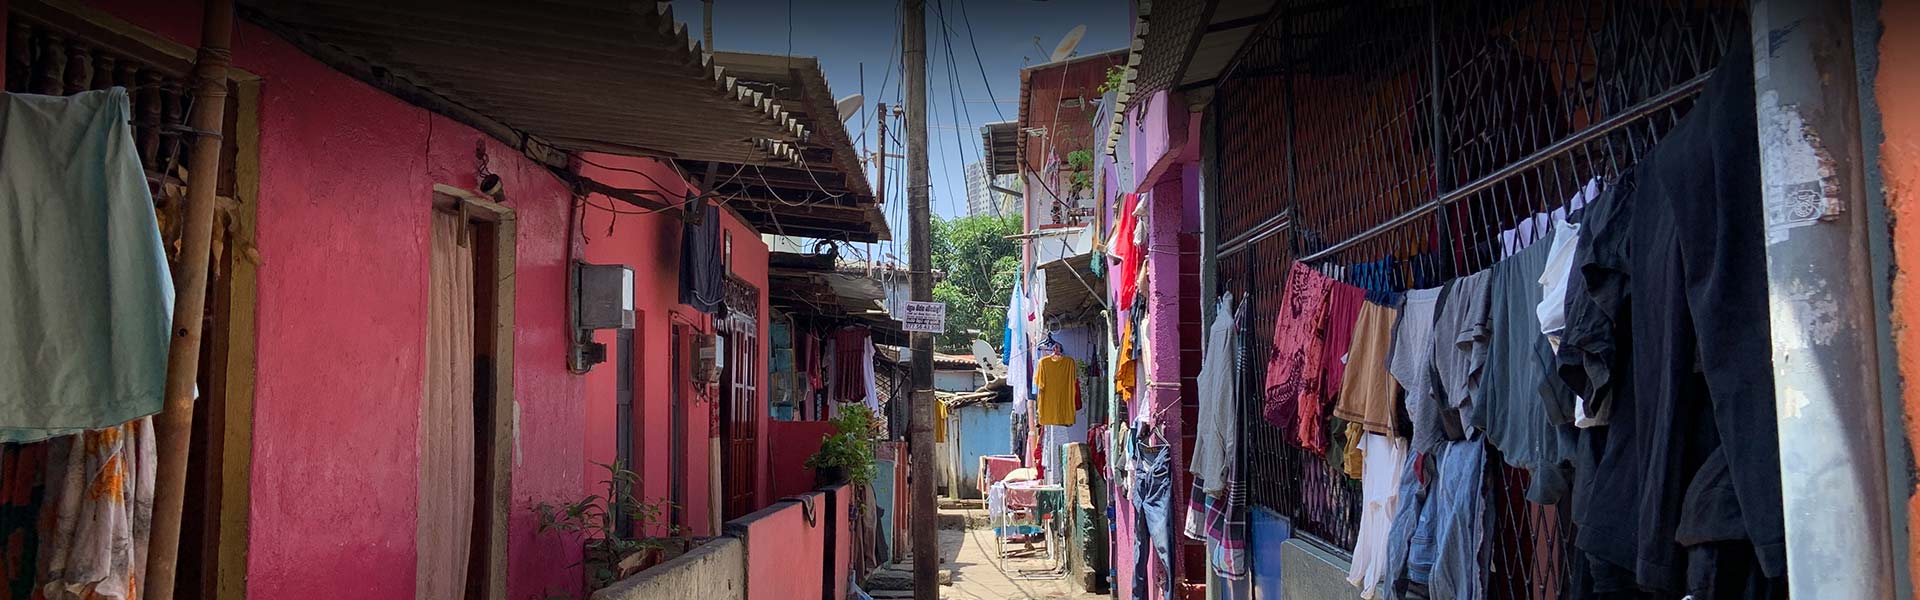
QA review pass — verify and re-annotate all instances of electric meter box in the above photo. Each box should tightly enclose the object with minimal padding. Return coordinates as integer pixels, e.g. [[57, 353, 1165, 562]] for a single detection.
[[574, 262, 634, 330]]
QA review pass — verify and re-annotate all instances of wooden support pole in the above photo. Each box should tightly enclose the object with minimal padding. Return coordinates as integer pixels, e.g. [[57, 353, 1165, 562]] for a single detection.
[[145, 0, 232, 598]]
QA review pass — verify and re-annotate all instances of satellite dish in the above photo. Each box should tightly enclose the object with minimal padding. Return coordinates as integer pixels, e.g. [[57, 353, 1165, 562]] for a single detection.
[[1050, 25, 1086, 62], [836, 94, 864, 122], [972, 339, 1006, 380]]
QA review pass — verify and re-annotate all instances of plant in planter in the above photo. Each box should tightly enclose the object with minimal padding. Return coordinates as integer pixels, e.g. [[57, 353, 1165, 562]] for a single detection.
[[534, 461, 674, 594], [805, 406, 877, 487]]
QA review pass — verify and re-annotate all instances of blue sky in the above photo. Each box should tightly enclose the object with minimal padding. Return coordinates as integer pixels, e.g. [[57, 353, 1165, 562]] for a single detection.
[[673, 0, 1126, 257]]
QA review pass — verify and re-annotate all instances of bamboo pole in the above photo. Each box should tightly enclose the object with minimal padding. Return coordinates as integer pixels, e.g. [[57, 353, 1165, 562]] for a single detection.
[[145, 1, 232, 598]]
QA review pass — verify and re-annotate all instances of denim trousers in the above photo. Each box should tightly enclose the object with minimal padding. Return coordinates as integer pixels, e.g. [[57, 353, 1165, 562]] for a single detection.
[[1130, 440, 1174, 600]]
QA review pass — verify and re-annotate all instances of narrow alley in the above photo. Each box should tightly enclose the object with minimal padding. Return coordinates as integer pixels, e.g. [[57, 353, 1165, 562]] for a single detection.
[[1, 0, 1917, 599]]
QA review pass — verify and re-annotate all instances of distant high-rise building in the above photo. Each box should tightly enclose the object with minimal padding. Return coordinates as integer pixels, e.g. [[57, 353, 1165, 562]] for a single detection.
[[964, 160, 1019, 218]]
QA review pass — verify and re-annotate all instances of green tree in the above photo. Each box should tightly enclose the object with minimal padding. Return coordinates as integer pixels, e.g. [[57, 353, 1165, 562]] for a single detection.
[[929, 212, 1022, 353]]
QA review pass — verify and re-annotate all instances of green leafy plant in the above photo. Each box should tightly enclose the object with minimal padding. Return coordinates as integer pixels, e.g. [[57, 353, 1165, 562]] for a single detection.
[[534, 461, 673, 593], [1098, 64, 1127, 94], [805, 406, 878, 486], [1065, 149, 1095, 197]]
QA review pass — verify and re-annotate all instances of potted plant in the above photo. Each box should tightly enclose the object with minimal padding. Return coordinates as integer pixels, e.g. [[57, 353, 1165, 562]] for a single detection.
[[534, 461, 673, 593], [805, 406, 877, 488]]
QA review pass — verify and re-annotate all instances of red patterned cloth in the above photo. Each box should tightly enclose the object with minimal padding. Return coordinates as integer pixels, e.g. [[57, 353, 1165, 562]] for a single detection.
[[1262, 262, 1335, 452]]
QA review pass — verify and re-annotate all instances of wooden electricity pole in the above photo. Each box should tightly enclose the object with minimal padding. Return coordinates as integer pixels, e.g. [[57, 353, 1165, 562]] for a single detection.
[[146, 0, 233, 598], [903, 0, 937, 597]]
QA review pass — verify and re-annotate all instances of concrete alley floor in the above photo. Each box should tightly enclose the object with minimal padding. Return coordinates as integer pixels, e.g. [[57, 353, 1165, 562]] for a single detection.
[[934, 506, 1107, 600]]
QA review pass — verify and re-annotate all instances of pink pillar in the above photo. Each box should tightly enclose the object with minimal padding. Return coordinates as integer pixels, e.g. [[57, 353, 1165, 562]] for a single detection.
[[1143, 175, 1188, 593]]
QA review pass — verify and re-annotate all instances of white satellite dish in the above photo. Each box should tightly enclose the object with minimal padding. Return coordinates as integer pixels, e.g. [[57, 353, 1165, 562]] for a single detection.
[[971, 339, 1006, 380], [836, 94, 864, 122], [1050, 25, 1086, 62]]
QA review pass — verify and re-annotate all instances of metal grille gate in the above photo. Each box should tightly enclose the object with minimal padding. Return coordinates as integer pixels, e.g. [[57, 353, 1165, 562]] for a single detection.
[[1212, 1, 1745, 595]]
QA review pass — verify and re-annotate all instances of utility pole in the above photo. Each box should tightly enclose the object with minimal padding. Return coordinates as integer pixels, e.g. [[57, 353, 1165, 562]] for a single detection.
[[1749, 0, 1895, 597], [903, 0, 937, 596]]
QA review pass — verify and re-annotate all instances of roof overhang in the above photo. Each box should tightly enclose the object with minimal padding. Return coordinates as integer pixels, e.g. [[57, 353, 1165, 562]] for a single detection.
[[1040, 253, 1104, 325], [981, 121, 1020, 177], [684, 51, 890, 243], [1102, 0, 1280, 156], [769, 251, 906, 346], [239, 0, 810, 169]]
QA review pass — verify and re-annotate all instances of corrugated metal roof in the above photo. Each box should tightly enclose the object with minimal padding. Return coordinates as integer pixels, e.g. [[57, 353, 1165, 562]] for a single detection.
[[687, 51, 889, 242], [1041, 253, 1104, 324], [240, 0, 811, 167], [980, 121, 1020, 177]]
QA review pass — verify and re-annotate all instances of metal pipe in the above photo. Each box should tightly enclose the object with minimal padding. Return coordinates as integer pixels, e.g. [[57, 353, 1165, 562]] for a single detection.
[[145, 0, 232, 598], [1295, 68, 1714, 265], [1749, 0, 1896, 597]]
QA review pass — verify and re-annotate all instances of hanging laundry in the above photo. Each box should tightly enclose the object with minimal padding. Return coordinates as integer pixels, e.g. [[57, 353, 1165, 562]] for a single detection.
[[1334, 301, 1402, 437], [1033, 352, 1079, 427], [39, 416, 156, 600], [0, 89, 172, 442], [1317, 282, 1367, 464], [934, 400, 948, 443], [678, 200, 723, 314], [1428, 270, 1492, 442], [1189, 294, 1239, 494], [1388, 287, 1445, 455], [1614, 29, 1784, 590], [1481, 228, 1578, 504], [0, 443, 51, 600], [1341, 422, 1367, 481], [1107, 193, 1144, 304], [833, 327, 869, 404], [1261, 263, 1334, 450], [1346, 433, 1407, 599], [1115, 318, 1138, 403], [1004, 279, 1030, 414]]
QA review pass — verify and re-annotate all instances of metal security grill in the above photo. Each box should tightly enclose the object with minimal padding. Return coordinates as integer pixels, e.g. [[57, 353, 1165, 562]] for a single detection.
[[1213, 0, 1746, 594]]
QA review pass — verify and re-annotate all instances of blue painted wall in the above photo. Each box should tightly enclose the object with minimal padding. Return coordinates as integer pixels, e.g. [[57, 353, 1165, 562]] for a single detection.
[[872, 456, 897, 561], [952, 402, 1015, 497]]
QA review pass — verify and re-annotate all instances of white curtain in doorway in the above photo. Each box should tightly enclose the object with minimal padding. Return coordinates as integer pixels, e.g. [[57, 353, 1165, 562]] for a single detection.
[[418, 210, 476, 600]]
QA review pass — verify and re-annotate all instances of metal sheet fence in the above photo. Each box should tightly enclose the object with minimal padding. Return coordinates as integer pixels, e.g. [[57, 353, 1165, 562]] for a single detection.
[[1212, 0, 1744, 595]]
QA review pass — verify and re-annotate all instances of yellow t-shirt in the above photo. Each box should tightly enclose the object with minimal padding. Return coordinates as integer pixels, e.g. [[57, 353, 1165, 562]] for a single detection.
[[1116, 321, 1137, 402], [1033, 354, 1079, 426], [935, 400, 949, 443]]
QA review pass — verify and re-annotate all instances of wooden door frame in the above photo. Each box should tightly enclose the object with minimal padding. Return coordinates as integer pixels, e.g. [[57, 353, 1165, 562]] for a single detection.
[[430, 184, 515, 600]]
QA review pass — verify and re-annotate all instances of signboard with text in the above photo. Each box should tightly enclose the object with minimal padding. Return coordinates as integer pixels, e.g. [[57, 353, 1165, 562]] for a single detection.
[[901, 301, 947, 333]]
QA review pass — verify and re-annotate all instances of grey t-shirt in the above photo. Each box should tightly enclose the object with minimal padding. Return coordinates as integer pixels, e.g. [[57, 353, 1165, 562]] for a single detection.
[[1430, 270, 1492, 441], [1479, 231, 1577, 503], [1387, 287, 1444, 455]]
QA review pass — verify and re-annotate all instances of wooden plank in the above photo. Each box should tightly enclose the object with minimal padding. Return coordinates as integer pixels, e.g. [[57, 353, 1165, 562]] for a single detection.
[[211, 77, 262, 600]]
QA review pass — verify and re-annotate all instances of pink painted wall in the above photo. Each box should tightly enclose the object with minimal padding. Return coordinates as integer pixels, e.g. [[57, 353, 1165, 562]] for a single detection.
[[577, 155, 712, 539], [831, 485, 852, 600], [767, 420, 836, 500], [576, 154, 774, 536], [51, 3, 771, 598], [733, 494, 829, 600]]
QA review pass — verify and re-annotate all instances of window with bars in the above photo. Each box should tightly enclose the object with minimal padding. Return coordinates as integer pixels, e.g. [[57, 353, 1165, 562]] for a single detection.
[[1212, 1, 1745, 595]]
